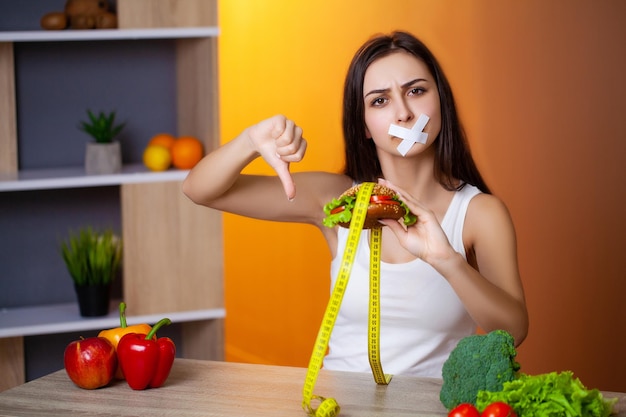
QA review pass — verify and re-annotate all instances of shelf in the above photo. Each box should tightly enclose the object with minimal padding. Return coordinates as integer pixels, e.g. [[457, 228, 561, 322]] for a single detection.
[[0, 27, 219, 43], [0, 1, 223, 391], [0, 301, 226, 338], [0, 163, 189, 192]]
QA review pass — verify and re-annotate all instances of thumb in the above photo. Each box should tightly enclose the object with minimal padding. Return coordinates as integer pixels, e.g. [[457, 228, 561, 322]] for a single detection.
[[270, 154, 296, 200]]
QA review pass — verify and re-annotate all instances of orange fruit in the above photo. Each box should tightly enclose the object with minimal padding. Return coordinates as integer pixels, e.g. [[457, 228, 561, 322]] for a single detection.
[[171, 136, 204, 169], [148, 133, 176, 150], [143, 145, 172, 171]]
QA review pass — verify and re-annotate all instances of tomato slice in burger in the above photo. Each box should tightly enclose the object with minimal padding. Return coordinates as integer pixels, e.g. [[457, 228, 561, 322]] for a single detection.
[[370, 195, 399, 205], [330, 195, 398, 215], [370, 195, 393, 203]]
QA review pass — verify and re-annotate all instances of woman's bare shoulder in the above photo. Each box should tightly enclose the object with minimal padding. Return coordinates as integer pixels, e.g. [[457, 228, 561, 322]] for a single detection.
[[464, 192, 517, 246]]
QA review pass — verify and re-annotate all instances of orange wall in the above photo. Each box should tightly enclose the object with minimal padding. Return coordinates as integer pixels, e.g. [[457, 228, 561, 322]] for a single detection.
[[217, 1, 626, 391]]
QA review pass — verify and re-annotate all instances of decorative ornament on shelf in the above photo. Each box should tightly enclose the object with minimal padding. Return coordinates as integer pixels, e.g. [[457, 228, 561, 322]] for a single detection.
[[41, 0, 118, 30], [79, 109, 125, 175], [60, 227, 123, 317]]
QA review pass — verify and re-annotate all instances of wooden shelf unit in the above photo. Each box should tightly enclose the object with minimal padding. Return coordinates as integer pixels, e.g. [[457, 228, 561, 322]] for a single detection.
[[0, 27, 219, 42], [0, 163, 188, 191], [0, 302, 225, 339], [0, 0, 223, 392]]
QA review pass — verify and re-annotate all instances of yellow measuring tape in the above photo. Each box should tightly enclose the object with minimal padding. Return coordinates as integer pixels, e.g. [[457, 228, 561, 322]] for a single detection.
[[302, 182, 391, 417], [368, 227, 393, 385]]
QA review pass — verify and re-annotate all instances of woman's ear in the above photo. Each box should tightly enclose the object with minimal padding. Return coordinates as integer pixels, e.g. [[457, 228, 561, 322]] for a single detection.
[[365, 126, 372, 139]]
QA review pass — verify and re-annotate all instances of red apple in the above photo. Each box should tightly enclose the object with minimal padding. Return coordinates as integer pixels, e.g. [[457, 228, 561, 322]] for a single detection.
[[64, 336, 117, 389]]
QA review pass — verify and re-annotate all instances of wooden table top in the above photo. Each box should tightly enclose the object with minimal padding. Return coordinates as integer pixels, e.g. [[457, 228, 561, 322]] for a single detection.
[[0, 359, 624, 416]]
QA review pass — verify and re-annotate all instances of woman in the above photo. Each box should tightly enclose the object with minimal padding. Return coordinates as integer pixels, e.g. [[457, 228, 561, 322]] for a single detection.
[[183, 31, 528, 377]]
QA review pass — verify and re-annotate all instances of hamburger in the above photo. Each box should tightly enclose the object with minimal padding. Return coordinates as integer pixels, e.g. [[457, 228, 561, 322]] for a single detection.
[[323, 183, 417, 229]]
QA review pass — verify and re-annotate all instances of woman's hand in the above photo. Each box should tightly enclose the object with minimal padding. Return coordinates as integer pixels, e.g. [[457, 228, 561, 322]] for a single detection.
[[381, 179, 528, 345], [246, 115, 307, 200], [377, 179, 456, 266]]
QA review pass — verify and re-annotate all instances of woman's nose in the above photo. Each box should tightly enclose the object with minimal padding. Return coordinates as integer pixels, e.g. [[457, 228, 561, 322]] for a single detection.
[[396, 99, 414, 123]]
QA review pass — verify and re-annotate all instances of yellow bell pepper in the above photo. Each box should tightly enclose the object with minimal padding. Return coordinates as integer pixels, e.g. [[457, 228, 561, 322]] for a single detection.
[[98, 302, 152, 379]]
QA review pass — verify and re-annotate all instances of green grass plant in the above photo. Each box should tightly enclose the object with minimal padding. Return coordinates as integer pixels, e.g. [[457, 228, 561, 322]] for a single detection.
[[61, 227, 122, 286]]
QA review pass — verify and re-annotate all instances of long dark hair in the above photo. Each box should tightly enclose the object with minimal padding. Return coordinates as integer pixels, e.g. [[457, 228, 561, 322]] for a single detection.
[[342, 31, 491, 194]]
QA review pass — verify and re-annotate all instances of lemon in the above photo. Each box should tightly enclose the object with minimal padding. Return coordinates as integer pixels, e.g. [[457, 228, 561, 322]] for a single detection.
[[143, 145, 172, 171]]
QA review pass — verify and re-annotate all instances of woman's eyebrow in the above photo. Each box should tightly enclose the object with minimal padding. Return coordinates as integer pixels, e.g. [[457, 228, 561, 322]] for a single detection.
[[364, 78, 427, 98], [403, 77, 427, 87], [364, 88, 389, 98]]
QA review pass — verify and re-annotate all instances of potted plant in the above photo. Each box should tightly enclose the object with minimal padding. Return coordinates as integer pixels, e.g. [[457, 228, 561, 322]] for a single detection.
[[60, 227, 123, 317], [79, 109, 125, 175]]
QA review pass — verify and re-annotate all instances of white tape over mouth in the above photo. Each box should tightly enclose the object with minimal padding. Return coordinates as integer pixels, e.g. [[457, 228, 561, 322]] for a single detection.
[[388, 113, 430, 156]]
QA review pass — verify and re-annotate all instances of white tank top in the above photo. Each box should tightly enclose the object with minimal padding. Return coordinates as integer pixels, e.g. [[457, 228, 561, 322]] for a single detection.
[[323, 184, 481, 378]]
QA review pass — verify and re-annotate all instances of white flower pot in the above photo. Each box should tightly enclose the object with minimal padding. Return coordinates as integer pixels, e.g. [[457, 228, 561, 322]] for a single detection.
[[85, 141, 122, 175]]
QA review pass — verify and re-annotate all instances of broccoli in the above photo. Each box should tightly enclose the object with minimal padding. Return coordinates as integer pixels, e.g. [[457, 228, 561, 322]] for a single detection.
[[439, 330, 520, 410]]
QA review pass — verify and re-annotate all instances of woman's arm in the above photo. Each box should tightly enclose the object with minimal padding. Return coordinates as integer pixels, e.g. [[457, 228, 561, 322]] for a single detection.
[[182, 115, 352, 227], [379, 181, 529, 346], [439, 195, 528, 345]]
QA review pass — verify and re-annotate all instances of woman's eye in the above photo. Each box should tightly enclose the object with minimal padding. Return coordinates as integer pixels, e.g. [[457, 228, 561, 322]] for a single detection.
[[408, 87, 425, 96], [371, 97, 387, 106]]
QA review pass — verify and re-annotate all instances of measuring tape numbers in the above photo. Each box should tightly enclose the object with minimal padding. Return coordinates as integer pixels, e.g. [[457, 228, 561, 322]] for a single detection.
[[302, 182, 391, 417], [368, 227, 392, 384]]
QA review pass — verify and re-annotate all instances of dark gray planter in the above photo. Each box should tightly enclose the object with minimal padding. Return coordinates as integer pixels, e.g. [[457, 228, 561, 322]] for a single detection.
[[85, 141, 122, 175]]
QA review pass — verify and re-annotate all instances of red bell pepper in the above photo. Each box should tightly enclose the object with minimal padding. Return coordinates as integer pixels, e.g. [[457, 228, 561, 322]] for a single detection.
[[117, 318, 176, 390]]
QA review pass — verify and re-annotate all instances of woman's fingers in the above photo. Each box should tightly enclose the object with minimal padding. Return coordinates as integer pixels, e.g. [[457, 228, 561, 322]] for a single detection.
[[275, 119, 307, 162], [377, 178, 454, 262], [377, 178, 425, 215], [249, 115, 306, 200]]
